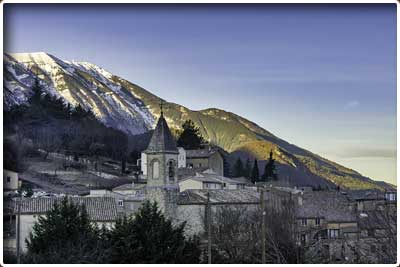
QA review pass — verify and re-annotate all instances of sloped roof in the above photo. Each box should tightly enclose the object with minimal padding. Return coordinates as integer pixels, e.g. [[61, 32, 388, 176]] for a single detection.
[[345, 189, 385, 201], [186, 149, 213, 158], [296, 191, 356, 222], [178, 189, 260, 205], [201, 172, 245, 185], [180, 170, 245, 185], [12, 197, 118, 221], [112, 183, 135, 190], [145, 113, 178, 153], [180, 174, 224, 184]]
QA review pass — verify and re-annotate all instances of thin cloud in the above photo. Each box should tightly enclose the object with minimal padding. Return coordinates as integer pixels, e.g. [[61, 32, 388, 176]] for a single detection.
[[342, 148, 396, 159], [345, 100, 360, 109]]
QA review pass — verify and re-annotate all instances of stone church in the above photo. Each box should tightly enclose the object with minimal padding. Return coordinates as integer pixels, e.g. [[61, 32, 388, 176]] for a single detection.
[[141, 110, 260, 235]]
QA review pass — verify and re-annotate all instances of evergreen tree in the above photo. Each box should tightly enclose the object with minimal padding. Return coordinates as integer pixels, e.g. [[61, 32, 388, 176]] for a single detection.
[[177, 120, 205, 149], [261, 150, 278, 182], [244, 158, 252, 178], [250, 159, 260, 184], [29, 79, 43, 106], [24, 197, 105, 263], [233, 157, 244, 177], [108, 201, 201, 263]]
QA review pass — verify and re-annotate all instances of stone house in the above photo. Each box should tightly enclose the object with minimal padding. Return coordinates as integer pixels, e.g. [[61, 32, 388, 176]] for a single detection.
[[3, 169, 19, 191], [346, 189, 387, 212], [184, 147, 225, 176], [295, 191, 359, 262], [10, 197, 118, 252], [88, 188, 144, 216], [179, 169, 246, 192], [295, 189, 397, 263], [179, 174, 224, 191], [356, 206, 397, 263], [176, 189, 260, 236]]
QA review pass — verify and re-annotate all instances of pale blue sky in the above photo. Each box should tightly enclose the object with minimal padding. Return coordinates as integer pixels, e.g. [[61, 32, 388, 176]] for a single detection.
[[4, 4, 397, 184]]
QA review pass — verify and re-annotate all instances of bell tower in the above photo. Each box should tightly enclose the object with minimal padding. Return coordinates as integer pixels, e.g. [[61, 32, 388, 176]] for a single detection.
[[143, 102, 179, 218]]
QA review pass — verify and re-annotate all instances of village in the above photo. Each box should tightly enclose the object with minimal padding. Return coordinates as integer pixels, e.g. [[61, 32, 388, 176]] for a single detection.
[[3, 110, 397, 264]]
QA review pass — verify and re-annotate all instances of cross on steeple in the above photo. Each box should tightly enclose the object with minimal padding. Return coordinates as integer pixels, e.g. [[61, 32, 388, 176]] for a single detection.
[[160, 100, 165, 116]]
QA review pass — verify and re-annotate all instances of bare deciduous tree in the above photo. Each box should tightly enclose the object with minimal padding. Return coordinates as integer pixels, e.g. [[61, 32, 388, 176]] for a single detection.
[[202, 199, 302, 264]]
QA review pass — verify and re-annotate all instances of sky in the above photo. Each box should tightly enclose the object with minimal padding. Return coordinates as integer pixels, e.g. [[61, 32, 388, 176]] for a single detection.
[[4, 4, 397, 185]]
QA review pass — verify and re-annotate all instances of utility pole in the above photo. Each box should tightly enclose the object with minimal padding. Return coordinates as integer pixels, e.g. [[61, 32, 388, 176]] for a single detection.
[[16, 181, 22, 264], [207, 192, 212, 264], [261, 187, 266, 264]]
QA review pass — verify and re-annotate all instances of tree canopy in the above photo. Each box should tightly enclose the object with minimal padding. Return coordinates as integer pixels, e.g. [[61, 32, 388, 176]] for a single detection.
[[24, 197, 105, 263], [233, 157, 244, 177], [250, 159, 260, 184], [261, 150, 278, 182], [107, 201, 201, 263], [23, 199, 201, 264], [177, 120, 205, 149]]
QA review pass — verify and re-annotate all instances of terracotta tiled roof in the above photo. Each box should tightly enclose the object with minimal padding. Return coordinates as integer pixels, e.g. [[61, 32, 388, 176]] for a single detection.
[[12, 197, 118, 221]]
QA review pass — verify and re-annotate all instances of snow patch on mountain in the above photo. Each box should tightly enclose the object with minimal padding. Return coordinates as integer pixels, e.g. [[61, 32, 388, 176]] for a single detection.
[[4, 52, 156, 135]]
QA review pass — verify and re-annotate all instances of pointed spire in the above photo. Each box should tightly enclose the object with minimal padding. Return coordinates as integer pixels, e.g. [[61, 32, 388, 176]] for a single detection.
[[145, 107, 178, 154]]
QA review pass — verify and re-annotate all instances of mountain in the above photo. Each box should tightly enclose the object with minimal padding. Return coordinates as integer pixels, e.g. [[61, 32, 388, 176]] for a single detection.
[[3, 52, 395, 190]]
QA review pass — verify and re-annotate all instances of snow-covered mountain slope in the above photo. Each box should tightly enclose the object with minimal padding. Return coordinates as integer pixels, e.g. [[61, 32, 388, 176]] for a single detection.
[[3, 52, 395, 190], [5, 52, 155, 135]]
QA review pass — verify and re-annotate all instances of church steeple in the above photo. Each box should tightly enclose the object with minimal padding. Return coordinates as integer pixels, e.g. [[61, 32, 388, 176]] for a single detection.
[[143, 106, 179, 219], [144, 105, 179, 188], [160, 100, 164, 116], [145, 102, 178, 154]]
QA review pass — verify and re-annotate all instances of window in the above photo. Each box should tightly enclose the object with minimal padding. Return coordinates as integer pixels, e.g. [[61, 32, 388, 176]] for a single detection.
[[152, 161, 160, 179], [301, 219, 307, 226], [328, 229, 340, 239], [315, 218, 320, 226], [118, 200, 124, 207], [385, 193, 396, 201], [168, 160, 175, 181], [6, 176, 11, 183]]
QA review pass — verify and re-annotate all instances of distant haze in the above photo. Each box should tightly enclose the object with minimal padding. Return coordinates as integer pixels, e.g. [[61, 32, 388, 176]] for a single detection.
[[4, 4, 397, 185]]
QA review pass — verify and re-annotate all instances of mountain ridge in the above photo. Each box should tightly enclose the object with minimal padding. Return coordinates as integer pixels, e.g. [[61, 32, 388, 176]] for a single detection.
[[3, 52, 395, 190]]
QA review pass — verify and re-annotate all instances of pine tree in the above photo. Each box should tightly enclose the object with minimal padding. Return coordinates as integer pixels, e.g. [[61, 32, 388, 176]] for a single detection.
[[177, 120, 205, 149], [29, 78, 43, 106], [244, 158, 251, 178], [108, 201, 201, 263], [261, 150, 278, 182], [250, 159, 260, 184], [24, 197, 105, 263], [233, 157, 244, 177]]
